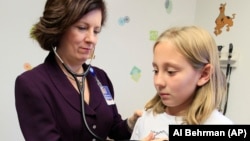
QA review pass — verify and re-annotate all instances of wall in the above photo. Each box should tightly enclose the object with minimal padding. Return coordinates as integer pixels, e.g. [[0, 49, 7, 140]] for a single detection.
[[0, 0, 47, 140], [96, 0, 196, 119], [3, 0, 250, 140], [194, 0, 250, 124]]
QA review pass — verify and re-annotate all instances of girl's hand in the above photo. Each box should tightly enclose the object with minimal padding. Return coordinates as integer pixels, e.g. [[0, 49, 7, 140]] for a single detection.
[[142, 132, 168, 141]]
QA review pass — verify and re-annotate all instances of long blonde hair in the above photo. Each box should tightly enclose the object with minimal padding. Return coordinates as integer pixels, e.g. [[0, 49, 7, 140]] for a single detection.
[[145, 26, 226, 124]]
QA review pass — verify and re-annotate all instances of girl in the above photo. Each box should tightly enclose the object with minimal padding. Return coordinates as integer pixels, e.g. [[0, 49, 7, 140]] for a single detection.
[[131, 26, 233, 141]]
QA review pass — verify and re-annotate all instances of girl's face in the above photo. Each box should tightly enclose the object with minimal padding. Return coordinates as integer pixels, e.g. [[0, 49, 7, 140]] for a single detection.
[[153, 41, 202, 115], [58, 9, 102, 66]]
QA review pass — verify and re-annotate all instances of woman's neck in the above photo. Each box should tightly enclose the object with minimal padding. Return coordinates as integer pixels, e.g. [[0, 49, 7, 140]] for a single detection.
[[56, 57, 84, 75], [54, 48, 84, 74]]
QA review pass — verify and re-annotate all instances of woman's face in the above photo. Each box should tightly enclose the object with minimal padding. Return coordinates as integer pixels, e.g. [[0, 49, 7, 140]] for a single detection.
[[152, 41, 202, 114], [58, 9, 102, 65]]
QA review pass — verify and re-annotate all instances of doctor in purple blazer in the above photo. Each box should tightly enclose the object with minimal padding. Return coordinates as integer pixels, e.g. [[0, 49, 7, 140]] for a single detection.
[[14, 0, 142, 140]]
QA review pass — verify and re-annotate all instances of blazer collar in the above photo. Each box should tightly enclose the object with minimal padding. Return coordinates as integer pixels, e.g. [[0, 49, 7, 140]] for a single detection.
[[44, 52, 102, 116]]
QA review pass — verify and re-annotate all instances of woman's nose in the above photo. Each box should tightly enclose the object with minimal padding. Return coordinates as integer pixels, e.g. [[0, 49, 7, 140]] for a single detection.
[[85, 31, 96, 43]]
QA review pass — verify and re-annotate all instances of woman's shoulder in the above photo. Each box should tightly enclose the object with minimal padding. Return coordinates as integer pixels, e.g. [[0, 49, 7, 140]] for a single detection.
[[204, 109, 234, 124], [90, 65, 106, 74], [15, 64, 49, 94], [16, 63, 46, 80], [90, 65, 110, 79]]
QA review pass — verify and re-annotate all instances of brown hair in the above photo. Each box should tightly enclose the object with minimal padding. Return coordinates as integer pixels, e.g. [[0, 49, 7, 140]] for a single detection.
[[30, 0, 107, 51]]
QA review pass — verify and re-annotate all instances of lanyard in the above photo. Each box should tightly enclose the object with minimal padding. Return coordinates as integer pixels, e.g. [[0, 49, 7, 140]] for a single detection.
[[89, 67, 115, 105]]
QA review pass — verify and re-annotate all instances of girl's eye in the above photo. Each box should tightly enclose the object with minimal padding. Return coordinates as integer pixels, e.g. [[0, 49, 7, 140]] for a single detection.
[[167, 70, 177, 75], [168, 71, 174, 74], [152, 69, 158, 74]]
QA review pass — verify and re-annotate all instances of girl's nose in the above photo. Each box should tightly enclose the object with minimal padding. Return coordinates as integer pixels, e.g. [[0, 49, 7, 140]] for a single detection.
[[154, 73, 166, 89]]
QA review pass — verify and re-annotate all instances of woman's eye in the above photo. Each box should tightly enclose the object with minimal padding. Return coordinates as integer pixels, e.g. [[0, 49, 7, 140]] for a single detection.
[[78, 26, 87, 30], [94, 30, 101, 34], [77, 26, 101, 35]]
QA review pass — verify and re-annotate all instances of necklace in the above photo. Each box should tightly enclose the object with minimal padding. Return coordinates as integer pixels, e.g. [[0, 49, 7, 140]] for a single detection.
[[66, 74, 83, 87], [54, 52, 85, 88], [60, 66, 84, 88], [57, 59, 84, 88]]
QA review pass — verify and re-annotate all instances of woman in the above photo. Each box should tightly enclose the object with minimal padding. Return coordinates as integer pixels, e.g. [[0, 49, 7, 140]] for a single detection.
[[131, 26, 233, 140], [15, 0, 140, 140]]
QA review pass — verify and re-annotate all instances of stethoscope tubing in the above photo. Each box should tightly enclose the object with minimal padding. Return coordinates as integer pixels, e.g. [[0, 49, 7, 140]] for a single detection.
[[52, 47, 105, 141]]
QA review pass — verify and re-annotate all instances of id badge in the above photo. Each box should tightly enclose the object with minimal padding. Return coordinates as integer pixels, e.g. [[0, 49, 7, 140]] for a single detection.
[[101, 86, 115, 105]]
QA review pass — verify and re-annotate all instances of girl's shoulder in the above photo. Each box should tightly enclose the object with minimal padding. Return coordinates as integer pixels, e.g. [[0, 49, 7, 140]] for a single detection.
[[204, 109, 234, 124]]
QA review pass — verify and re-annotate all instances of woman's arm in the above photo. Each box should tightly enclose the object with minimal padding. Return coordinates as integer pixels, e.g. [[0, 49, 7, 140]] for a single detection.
[[15, 75, 61, 141]]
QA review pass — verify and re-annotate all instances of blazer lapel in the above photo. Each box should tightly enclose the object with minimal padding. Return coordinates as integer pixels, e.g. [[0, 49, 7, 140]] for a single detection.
[[45, 52, 82, 112], [44, 52, 101, 116]]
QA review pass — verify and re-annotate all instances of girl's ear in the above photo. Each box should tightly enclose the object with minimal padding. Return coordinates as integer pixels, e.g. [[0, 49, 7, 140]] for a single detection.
[[197, 64, 212, 86]]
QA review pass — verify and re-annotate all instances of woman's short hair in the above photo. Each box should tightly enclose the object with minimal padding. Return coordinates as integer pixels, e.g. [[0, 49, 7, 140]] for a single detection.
[[30, 0, 107, 51]]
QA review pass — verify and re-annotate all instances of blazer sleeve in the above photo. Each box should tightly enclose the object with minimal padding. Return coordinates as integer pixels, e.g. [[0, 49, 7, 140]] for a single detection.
[[15, 74, 61, 141]]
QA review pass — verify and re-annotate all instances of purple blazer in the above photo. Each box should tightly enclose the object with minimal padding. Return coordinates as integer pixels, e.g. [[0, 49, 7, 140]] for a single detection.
[[15, 52, 131, 141]]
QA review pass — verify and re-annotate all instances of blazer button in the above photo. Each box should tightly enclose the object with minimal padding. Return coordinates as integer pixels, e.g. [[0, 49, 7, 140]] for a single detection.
[[92, 124, 97, 129], [92, 138, 96, 141]]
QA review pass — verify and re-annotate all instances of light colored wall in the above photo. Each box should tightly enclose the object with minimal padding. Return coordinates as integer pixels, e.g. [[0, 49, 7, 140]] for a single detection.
[[194, 0, 250, 124], [2, 0, 249, 140], [0, 1, 47, 140]]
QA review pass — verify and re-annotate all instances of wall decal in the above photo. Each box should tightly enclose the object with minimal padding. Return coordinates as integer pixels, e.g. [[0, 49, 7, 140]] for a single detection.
[[165, 0, 173, 14], [23, 62, 33, 71], [149, 30, 158, 41], [118, 16, 130, 26], [214, 3, 236, 36], [130, 66, 141, 82]]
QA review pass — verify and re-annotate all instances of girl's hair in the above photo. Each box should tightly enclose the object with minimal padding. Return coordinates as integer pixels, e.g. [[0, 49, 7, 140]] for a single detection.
[[30, 0, 107, 51], [145, 26, 227, 124]]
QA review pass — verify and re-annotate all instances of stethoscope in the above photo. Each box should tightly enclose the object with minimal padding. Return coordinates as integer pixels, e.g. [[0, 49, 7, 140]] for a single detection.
[[52, 47, 105, 141]]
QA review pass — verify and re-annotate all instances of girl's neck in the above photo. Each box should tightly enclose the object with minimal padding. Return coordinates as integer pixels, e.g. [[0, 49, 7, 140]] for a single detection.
[[165, 106, 188, 116]]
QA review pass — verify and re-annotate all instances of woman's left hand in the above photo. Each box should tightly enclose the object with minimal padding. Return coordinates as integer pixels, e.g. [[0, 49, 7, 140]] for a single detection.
[[127, 109, 143, 130]]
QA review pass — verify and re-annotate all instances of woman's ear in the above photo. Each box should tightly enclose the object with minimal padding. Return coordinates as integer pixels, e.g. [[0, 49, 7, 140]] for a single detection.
[[197, 64, 212, 86]]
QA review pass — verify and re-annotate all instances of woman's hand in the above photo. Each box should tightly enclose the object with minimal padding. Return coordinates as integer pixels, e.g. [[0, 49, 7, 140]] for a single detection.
[[127, 109, 143, 130]]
